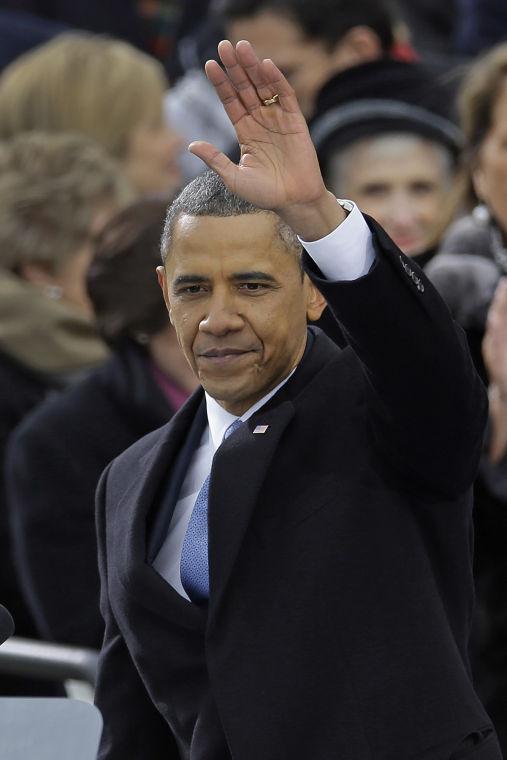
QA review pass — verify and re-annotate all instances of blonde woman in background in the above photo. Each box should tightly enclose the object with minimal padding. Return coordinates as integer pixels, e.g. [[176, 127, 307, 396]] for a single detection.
[[0, 131, 128, 697], [0, 33, 183, 198]]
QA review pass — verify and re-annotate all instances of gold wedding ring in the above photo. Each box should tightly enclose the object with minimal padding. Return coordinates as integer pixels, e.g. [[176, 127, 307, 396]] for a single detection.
[[263, 93, 280, 106]]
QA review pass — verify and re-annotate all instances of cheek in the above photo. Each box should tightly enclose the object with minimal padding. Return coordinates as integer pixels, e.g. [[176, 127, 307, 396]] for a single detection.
[[256, 305, 305, 361], [488, 157, 507, 188], [480, 140, 507, 189], [412, 195, 441, 224], [173, 312, 196, 352], [355, 195, 389, 223]]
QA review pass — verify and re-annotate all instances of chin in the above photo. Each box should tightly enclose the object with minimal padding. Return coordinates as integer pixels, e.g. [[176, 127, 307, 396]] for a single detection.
[[201, 379, 249, 408]]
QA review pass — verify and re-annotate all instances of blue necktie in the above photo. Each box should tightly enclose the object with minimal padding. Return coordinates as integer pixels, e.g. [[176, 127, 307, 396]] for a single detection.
[[180, 419, 243, 603]]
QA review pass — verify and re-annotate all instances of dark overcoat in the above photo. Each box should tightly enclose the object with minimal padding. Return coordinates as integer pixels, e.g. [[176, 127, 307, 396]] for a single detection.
[[94, 220, 501, 760]]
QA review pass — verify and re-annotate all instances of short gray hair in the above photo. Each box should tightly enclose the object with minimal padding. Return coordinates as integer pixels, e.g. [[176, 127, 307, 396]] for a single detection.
[[160, 170, 302, 264]]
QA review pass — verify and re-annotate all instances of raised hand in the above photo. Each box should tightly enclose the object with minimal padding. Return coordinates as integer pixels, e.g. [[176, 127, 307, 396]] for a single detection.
[[189, 39, 344, 240]]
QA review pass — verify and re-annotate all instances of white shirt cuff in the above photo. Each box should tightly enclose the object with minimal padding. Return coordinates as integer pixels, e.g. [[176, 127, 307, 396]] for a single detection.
[[298, 199, 376, 281]]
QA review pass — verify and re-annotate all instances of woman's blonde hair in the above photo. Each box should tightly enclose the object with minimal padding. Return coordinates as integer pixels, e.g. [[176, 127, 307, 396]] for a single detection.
[[459, 43, 507, 156], [0, 132, 131, 272], [448, 43, 507, 213], [0, 33, 168, 159]]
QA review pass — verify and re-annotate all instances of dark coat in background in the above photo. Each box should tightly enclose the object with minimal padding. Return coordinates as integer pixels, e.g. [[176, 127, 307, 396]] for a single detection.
[[0, 349, 62, 694], [94, 219, 500, 760], [0, 266, 107, 693], [428, 211, 507, 752], [6, 340, 175, 650]]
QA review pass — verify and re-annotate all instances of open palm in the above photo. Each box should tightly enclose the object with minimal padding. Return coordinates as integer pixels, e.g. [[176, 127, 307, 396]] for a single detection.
[[189, 40, 327, 212]]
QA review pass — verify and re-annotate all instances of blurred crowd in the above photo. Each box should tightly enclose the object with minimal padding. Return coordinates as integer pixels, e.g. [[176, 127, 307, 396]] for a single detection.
[[1, 0, 507, 751]]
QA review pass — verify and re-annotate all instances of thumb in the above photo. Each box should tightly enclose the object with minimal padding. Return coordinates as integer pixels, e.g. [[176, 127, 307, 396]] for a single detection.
[[188, 141, 238, 189]]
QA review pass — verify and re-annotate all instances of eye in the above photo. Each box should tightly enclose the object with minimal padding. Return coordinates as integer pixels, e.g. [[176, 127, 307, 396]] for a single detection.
[[359, 183, 388, 198], [175, 284, 207, 296], [410, 181, 436, 195], [238, 282, 268, 292]]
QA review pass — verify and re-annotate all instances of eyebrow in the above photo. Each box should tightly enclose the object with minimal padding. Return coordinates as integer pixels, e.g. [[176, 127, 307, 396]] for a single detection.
[[172, 271, 277, 287], [172, 275, 210, 287], [230, 271, 277, 282]]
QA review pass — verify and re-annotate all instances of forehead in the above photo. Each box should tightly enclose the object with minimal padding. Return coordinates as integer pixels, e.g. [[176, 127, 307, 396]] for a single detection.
[[335, 134, 451, 183], [227, 10, 320, 61], [167, 212, 296, 277]]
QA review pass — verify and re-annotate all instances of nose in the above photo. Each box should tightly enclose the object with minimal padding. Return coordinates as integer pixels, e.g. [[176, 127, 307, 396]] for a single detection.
[[199, 293, 244, 337], [387, 194, 417, 230]]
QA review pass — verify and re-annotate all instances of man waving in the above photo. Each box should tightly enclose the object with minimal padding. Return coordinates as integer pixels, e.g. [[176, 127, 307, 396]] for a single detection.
[[95, 41, 500, 760]]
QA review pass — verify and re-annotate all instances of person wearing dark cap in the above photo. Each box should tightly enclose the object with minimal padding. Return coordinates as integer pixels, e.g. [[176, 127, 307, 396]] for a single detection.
[[218, 0, 399, 118], [311, 58, 462, 267], [5, 199, 197, 651]]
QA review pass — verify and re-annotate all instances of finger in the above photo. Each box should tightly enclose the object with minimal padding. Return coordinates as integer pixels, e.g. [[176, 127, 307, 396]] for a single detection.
[[188, 141, 239, 189], [204, 59, 248, 125], [234, 40, 277, 104], [218, 39, 264, 113], [260, 58, 301, 114]]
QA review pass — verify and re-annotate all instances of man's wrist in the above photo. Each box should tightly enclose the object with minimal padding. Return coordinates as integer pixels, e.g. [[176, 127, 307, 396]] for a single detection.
[[277, 190, 347, 241]]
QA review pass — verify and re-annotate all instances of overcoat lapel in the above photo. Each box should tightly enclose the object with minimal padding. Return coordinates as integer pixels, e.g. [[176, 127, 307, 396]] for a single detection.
[[146, 398, 207, 563], [115, 390, 205, 606], [207, 399, 295, 629]]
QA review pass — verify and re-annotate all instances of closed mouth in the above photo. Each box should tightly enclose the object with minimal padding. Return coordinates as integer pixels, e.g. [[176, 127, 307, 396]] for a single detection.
[[197, 348, 257, 365]]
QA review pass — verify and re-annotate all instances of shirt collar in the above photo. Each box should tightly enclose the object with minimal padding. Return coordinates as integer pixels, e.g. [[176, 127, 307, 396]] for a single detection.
[[205, 367, 297, 452]]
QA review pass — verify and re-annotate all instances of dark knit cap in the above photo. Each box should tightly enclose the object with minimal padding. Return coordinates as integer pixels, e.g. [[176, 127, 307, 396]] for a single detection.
[[310, 58, 463, 165]]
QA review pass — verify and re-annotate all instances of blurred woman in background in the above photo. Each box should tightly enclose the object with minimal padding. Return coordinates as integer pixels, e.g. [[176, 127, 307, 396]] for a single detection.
[[312, 59, 461, 268], [0, 33, 183, 198], [0, 131, 128, 694], [6, 199, 197, 651], [428, 44, 507, 349], [426, 43, 507, 753]]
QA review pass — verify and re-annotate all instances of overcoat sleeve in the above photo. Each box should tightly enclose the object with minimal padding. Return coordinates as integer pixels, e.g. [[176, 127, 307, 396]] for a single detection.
[[304, 215, 488, 499], [94, 464, 179, 760]]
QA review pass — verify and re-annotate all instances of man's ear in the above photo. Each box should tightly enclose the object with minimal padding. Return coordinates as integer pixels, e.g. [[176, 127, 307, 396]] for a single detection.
[[305, 277, 327, 322], [156, 265, 171, 314]]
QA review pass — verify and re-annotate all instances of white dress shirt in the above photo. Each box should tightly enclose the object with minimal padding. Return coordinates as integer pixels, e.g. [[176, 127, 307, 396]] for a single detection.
[[152, 200, 375, 599], [153, 371, 296, 599]]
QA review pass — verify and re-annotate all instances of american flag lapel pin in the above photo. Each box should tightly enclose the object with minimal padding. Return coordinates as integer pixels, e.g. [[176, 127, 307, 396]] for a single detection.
[[253, 425, 269, 434]]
